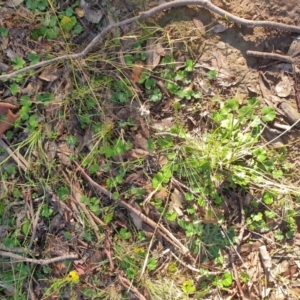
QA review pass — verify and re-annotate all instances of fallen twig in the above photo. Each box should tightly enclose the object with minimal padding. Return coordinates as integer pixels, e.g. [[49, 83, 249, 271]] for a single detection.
[[28, 204, 42, 250], [230, 253, 246, 300], [246, 50, 294, 63], [1, 0, 300, 81], [0, 138, 28, 171], [75, 163, 190, 255], [259, 245, 275, 284], [62, 170, 105, 242], [118, 274, 147, 300], [0, 251, 77, 265]]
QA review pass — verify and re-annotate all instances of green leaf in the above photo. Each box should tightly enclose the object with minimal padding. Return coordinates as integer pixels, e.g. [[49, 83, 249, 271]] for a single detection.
[[252, 212, 263, 221], [126, 268, 135, 279], [57, 186, 70, 201], [261, 107, 276, 122], [28, 116, 38, 128], [64, 232, 72, 240], [250, 116, 261, 127], [22, 219, 30, 235], [263, 192, 273, 205], [185, 192, 194, 201], [149, 88, 162, 102], [60, 16, 77, 32], [0, 26, 8, 38], [253, 148, 267, 162], [225, 98, 239, 111], [145, 78, 156, 90], [65, 7, 74, 17], [88, 164, 99, 174], [186, 206, 195, 214], [119, 228, 131, 239], [44, 26, 60, 39], [207, 69, 217, 80], [222, 272, 233, 287], [152, 172, 164, 189], [272, 169, 283, 179], [138, 71, 149, 84], [147, 139, 155, 151], [165, 212, 177, 221], [265, 210, 276, 218], [27, 53, 40, 65], [12, 56, 26, 70], [147, 258, 157, 271], [124, 54, 133, 65], [37, 92, 54, 103], [104, 212, 114, 224], [182, 280, 196, 294], [73, 24, 83, 34], [185, 59, 194, 72], [10, 83, 19, 95], [19, 105, 31, 120]]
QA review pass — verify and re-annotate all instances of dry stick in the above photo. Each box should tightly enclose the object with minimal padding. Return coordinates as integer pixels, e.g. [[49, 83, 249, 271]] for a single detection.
[[1, 0, 300, 81], [0, 138, 28, 172], [2, 136, 29, 169], [61, 171, 104, 242], [246, 50, 294, 63], [230, 254, 246, 300], [75, 162, 190, 255], [28, 204, 42, 250], [0, 251, 78, 265], [118, 275, 147, 300]]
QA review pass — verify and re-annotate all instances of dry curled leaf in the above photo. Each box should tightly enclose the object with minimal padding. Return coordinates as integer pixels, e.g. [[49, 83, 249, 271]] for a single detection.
[[0, 103, 19, 136], [146, 38, 161, 70], [275, 74, 292, 97], [131, 63, 144, 83], [80, 0, 103, 24], [193, 18, 205, 34]]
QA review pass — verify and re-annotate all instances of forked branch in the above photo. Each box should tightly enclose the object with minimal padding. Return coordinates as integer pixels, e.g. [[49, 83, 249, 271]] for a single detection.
[[1, 0, 300, 81]]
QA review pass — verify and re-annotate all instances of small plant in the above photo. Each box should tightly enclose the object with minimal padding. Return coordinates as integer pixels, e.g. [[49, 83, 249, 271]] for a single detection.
[[182, 279, 196, 295], [0, 26, 8, 38], [11, 56, 26, 70], [26, 0, 48, 11], [212, 272, 233, 289], [44, 270, 80, 298], [81, 195, 101, 215], [207, 69, 217, 80]]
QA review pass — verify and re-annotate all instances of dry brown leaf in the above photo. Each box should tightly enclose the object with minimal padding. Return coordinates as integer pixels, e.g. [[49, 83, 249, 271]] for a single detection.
[[151, 117, 174, 131], [126, 148, 149, 159], [80, 0, 103, 23], [155, 42, 166, 56], [131, 63, 144, 83], [212, 22, 228, 33], [44, 140, 57, 159], [155, 187, 168, 199], [169, 188, 184, 216], [75, 7, 85, 18], [0, 103, 19, 136], [139, 118, 150, 139], [129, 211, 143, 230], [125, 171, 143, 184], [275, 73, 292, 97], [38, 67, 59, 82], [287, 38, 300, 57], [146, 38, 161, 70], [193, 18, 205, 34], [159, 155, 168, 167], [134, 133, 148, 150]]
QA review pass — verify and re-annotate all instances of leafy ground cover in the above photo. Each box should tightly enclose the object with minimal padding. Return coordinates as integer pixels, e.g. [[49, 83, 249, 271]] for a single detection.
[[1, 0, 300, 299]]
